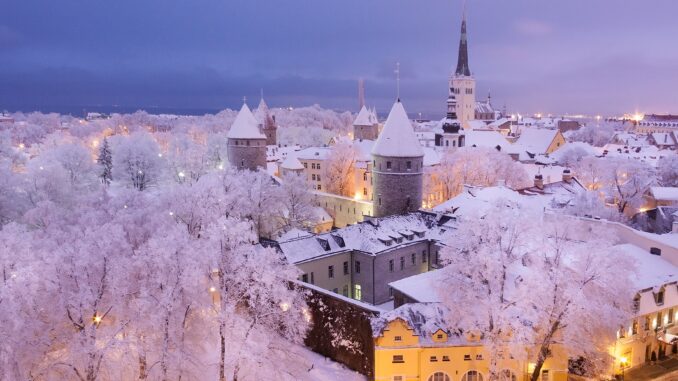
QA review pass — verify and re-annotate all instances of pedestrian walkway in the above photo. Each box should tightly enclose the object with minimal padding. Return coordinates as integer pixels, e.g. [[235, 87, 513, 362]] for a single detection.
[[624, 357, 678, 380]]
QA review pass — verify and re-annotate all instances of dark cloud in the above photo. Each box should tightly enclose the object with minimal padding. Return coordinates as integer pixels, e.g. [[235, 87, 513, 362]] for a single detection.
[[1, 0, 677, 117]]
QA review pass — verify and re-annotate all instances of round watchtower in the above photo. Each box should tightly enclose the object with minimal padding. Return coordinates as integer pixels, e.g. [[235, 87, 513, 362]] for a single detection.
[[371, 100, 424, 217], [227, 103, 267, 171]]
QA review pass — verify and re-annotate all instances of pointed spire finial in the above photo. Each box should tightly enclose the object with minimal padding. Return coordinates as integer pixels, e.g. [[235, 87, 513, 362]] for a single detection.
[[260, 89, 264, 102], [455, 2, 471, 77], [395, 62, 401, 102], [243, 96, 247, 105]]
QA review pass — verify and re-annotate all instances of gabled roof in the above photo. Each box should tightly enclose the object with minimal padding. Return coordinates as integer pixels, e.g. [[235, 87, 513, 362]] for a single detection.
[[372, 101, 424, 158], [227, 103, 267, 139], [516, 128, 560, 154], [280, 156, 304, 170], [650, 187, 678, 202], [354, 106, 374, 126]]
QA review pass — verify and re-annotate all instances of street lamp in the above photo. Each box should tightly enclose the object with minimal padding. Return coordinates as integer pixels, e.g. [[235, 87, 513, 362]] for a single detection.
[[620, 357, 628, 380]]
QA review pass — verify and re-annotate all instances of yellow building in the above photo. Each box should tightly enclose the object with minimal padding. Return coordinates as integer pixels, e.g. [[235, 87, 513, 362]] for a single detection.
[[373, 304, 568, 381]]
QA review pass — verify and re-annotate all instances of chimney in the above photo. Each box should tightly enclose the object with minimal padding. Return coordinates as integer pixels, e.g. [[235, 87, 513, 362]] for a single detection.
[[562, 169, 573, 183], [534, 174, 544, 189]]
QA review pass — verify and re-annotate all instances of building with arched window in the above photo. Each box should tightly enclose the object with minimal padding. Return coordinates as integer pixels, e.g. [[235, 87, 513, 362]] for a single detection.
[[372, 303, 569, 381]]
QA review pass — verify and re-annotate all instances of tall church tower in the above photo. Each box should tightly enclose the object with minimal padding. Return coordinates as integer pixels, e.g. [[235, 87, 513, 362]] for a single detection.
[[227, 102, 267, 171], [448, 10, 476, 130], [371, 100, 424, 217], [255, 97, 277, 146]]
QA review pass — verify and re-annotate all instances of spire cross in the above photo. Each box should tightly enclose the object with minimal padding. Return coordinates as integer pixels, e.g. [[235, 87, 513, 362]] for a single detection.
[[395, 62, 401, 101]]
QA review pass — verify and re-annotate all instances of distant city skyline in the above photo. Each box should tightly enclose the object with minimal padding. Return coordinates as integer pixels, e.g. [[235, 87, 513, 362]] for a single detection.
[[1, 0, 677, 117]]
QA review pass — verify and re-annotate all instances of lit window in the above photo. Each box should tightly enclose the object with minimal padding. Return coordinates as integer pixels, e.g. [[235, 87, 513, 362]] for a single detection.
[[541, 370, 549, 381], [354, 284, 362, 300]]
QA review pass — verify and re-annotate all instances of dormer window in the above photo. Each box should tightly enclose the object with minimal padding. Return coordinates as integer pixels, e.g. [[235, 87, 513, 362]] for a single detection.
[[655, 289, 665, 305]]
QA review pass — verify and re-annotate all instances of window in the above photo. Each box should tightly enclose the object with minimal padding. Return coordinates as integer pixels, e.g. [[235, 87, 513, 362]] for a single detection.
[[437, 333, 444, 339], [328, 265, 334, 278], [464, 355, 471, 361], [632, 319, 638, 335], [317, 164, 320, 170], [669, 308, 674, 324], [317, 184, 321, 190], [394, 377, 403, 381], [312, 174, 316, 181], [499, 370, 517, 381], [462, 371, 483, 381], [400, 257, 405, 270], [541, 370, 549, 381], [645, 316, 650, 330], [656, 290, 665, 305], [386, 161, 392, 169], [246, 140, 250, 146], [657, 312, 663, 328], [356, 261, 361, 274], [442, 355, 450, 362], [317, 174, 321, 181], [363, 187, 367, 196], [430, 356, 438, 362], [311, 163, 316, 169], [303, 162, 307, 168], [476, 354, 483, 360], [342, 285, 348, 297], [406, 161, 411, 170], [428, 373, 451, 381], [422, 251, 427, 263], [389, 259, 394, 272], [394, 336, 402, 342], [411, 253, 416, 265], [343, 261, 349, 275], [354, 284, 362, 300], [301, 274, 308, 282], [363, 173, 367, 181], [379, 197, 382, 206], [392, 355, 404, 363], [389, 287, 393, 297], [332, 288, 338, 293]]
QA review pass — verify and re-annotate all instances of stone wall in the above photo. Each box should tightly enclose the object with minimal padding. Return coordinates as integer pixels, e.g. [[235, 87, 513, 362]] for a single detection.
[[372, 155, 424, 218], [227, 138, 267, 171], [300, 282, 379, 379]]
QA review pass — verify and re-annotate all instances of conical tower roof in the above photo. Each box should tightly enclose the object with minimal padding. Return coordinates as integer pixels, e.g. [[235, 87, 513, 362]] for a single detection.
[[354, 105, 373, 126], [371, 100, 423, 158], [227, 103, 266, 139]]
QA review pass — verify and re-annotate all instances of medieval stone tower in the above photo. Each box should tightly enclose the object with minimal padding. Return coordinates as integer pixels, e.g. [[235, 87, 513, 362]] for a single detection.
[[227, 102, 267, 171], [371, 100, 424, 217], [448, 11, 476, 130], [256, 97, 277, 146], [353, 105, 379, 141]]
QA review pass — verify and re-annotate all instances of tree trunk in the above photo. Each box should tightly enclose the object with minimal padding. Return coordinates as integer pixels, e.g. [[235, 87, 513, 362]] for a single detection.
[[161, 314, 170, 381], [219, 322, 226, 381], [138, 352, 147, 380], [530, 321, 560, 381]]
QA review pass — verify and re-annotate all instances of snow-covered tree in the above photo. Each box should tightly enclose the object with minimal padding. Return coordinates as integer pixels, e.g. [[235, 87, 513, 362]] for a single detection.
[[97, 138, 113, 186], [112, 133, 164, 191], [279, 172, 316, 232], [658, 153, 678, 187], [604, 157, 656, 214], [438, 206, 636, 380], [566, 123, 616, 147], [323, 140, 357, 197], [200, 218, 310, 381], [430, 147, 530, 200]]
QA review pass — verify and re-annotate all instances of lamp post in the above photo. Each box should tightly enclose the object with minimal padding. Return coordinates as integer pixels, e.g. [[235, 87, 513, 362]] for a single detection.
[[620, 357, 628, 381]]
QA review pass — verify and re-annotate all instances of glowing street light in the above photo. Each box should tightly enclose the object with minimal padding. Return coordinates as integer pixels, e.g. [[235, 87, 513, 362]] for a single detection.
[[93, 315, 103, 324]]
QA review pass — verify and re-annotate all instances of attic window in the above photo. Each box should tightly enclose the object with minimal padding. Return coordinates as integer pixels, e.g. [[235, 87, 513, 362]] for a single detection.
[[655, 289, 665, 306], [437, 333, 444, 339], [316, 238, 330, 251], [394, 335, 402, 342], [331, 234, 345, 248]]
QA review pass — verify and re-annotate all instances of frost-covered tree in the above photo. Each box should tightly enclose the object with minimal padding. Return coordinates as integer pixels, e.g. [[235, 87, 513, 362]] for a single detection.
[[200, 218, 309, 381], [323, 140, 357, 197], [566, 123, 616, 147], [166, 133, 210, 184], [279, 172, 316, 232], [658, 153, 678, 187], [112, 133, 164, 191], [438, 206, 635, 380], [97, 138, 113, 186], [604, 157, 656, 214], [430, 147, 530, 200]]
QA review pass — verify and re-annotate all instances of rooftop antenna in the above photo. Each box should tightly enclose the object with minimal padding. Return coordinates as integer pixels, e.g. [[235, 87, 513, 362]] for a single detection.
[[395, 62, 401, 102]]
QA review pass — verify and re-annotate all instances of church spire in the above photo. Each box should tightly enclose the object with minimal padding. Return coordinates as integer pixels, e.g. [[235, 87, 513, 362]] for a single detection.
[[455, 9, 471, 77]]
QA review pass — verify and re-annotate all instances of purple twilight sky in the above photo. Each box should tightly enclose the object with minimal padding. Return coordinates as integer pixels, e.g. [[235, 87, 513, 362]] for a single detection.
[[1, 0, 677, 117]]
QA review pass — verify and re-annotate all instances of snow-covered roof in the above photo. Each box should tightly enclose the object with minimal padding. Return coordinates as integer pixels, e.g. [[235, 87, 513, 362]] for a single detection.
[[353, 106, 374, 126], [279, 228, 314, 241], [616, 244, 678, 290], [422, 147, 441, 167], [296, 147, 331, 160], [465, 130, 511, 151], [353, 139, 375, 161], [389, 269, 443, 303], [372, 101, 424, 158], [475, 101, 494, 114], [432, 186, 526, 217], [280, 156, 304, 170], [650, 187, 678, 202], [276, 212, 449, 264], [227, 103, 267, 139], [516, 128, 560, 154]]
